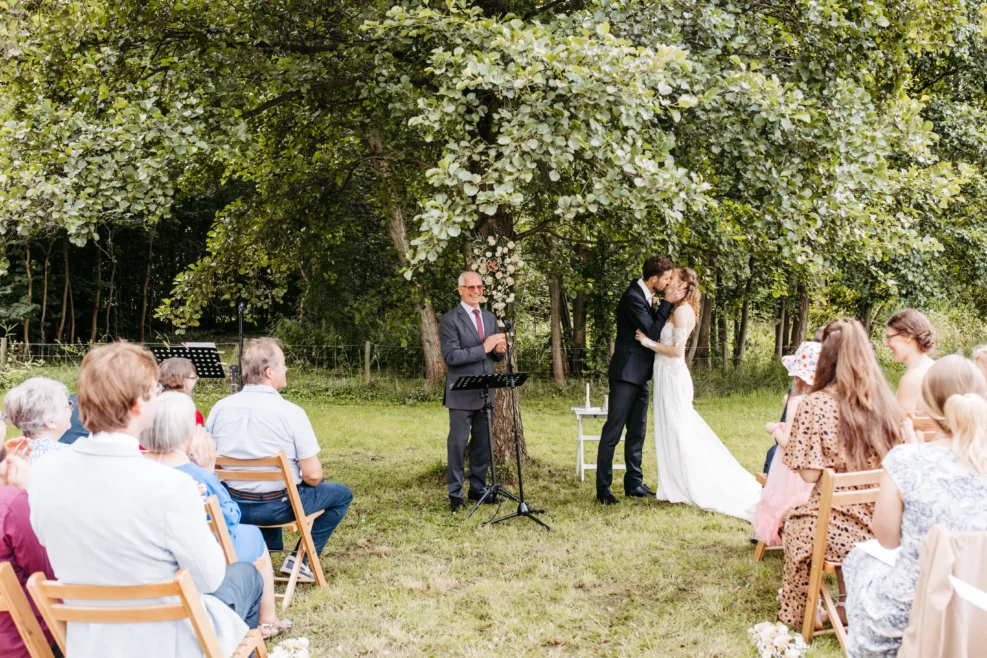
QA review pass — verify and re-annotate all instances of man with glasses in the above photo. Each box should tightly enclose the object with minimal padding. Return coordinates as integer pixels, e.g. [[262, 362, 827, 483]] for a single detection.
[[439, 271, 507, 512]]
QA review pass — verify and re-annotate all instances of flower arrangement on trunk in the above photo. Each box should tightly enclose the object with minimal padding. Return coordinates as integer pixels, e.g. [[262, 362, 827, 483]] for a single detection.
[[748, 622, 808, 658], [470, 235, 523, 320]]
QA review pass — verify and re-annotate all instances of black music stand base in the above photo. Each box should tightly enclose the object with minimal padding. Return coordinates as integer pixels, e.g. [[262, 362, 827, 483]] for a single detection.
[[486, 500, 550, 530]]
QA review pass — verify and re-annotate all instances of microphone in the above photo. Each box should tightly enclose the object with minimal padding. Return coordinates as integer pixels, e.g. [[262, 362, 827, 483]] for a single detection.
[[502, 318, 513, 334]]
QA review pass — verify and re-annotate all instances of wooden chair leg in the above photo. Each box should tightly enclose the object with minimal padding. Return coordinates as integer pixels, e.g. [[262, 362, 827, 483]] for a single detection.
[[802, 565, 824, 643], [754, 540, 767, 561], [821, 581, 848, 654], [301, 516, 327, 588]]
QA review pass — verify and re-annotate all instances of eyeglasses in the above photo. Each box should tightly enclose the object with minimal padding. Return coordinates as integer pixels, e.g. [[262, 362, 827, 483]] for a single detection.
[[459, 285, 484, 292], [885, 332, 900, 341]]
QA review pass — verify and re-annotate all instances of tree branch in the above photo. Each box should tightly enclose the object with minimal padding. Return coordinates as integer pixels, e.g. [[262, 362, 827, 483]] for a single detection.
[[241, 76, 361, 118]]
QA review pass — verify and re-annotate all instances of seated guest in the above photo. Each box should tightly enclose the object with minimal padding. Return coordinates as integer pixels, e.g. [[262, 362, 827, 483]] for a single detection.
[[752, 341, 820, 546], [883, 309, 936, 417], [3, 378, 72, 464], [974, 344, 987, 382], [28, 342, 263, 658], [158, 357, 205, 425], [0, 445, 58, 658], [844, 356, 987, 658], [57, 393, 88, 445], [778, 318, 904, 629], [207, 338, 352, 581], [142, 391, 290, 638]]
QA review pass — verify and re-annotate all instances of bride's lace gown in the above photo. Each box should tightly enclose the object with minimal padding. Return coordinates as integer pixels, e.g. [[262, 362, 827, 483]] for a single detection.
[[652, 322, 761, 520]]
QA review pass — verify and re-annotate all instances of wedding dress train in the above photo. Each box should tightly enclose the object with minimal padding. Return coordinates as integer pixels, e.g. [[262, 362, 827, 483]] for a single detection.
[[652, 322, 760, 521]]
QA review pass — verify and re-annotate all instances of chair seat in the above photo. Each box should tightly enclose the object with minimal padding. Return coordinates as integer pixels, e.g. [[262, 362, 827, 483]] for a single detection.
[[756, 472, 768, 486], [254, 509, 325, 531], [824, 560, 840, 575]]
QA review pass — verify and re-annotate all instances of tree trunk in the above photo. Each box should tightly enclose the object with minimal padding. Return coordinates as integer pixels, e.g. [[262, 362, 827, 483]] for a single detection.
[[23, 244, 32, 355], [139, 232, 155, 343], [90, 245, 102, 342], [691, 290, 713, 368], [365, 128, 446, 384], [774, 302, 786, 359], [734, 264, 754, 366], [104, 232, 117, 339], [571, 288, 586, 375], [68, 268, 76, 344], [780, 302, 790, 354], [549, 272, 566, 385], [39, 242, 52, 356], [297, 263, 311, 326], [56, 239, 69, 343], [717, 299, 729, 375], [791, 285, 810, 349]]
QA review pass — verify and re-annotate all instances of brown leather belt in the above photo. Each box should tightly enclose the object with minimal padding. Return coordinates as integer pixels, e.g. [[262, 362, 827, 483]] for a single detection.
[[223, 484, 287, 501]]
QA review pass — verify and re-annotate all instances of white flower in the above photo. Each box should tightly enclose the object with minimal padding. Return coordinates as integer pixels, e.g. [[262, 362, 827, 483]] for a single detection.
[[507, 241, 515, 249], [487, 235, 497, 246], [496, 246, 504, 256], [506, 277, 514, 285], [485, 276, 494, 285], [773, 633, 792, 648], [473, 248, 482, 255], [784, 648, 804, 658], [506, 264, 515, 273], [495, 271, 504, 279], [507, 294, 515, 302], [485, 251, 492, 257]]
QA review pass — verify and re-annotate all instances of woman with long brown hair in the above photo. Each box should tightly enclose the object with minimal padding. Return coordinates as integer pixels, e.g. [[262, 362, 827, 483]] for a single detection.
[[634, 267, 761, 519], [778, 318, 904, 628]]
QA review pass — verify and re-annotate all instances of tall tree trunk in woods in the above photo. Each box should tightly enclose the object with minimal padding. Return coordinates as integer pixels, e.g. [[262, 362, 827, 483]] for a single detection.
[[139, 233, 154, 343], [791, 285, 810, 349], [549, 273, 566, 385], [571, 288, 586, 375], [68, 270, 75, 344], [297, 264, 311, 326], [857, 302, 877, 335], [365, 128, 446, 383], [717, 300, 729, 375], [39, 243, 52, 356], [780, 303, 791, 354], [734, 264, 754, 366], [774, 302, 786, 359], [692, 291, 713, 368], [686, 292, 705, 366], [56, 240, 69, 343], [23, 245, 32, 355], [90, 246, 102, 342], [104, 233, 117, 339]]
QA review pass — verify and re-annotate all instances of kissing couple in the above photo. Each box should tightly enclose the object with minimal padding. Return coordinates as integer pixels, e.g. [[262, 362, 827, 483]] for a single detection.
[[596, 255, 760, 520]]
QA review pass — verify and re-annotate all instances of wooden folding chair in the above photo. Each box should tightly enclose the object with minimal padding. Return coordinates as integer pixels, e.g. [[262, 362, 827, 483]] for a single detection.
[[214, 451, 327, 609], [26, 569, 266, 658], [752, 470, 786, 561], [0, 562, 56, 658], [802, 467, 883, 654], [204, 495, 238, 566], [911, 414, 938, 442]]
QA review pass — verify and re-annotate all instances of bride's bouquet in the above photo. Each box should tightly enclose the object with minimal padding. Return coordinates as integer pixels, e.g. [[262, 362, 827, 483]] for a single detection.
[[747, 622, 808, 658]]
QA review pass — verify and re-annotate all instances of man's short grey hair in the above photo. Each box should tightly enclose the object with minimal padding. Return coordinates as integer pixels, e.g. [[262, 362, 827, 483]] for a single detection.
[[3, 377, 69, 438], [140, 391, 196, 452], [242, 337, 284, 385], [458, 271, 479, 286]]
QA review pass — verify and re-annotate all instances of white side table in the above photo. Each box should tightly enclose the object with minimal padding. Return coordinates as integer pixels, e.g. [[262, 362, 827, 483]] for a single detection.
[[571, 407, 624, 481]]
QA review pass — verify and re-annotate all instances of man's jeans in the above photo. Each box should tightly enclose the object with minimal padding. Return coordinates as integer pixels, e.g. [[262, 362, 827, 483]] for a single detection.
[[211, 562, 263, 630], [230, 481, 353, 562]]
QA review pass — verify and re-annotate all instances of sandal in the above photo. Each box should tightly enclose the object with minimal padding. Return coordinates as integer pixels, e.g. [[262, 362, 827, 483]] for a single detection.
[[260, 619, 292, 639]]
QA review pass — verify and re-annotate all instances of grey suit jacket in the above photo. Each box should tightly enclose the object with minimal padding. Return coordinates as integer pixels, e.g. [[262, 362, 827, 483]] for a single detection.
[[440, 305, 506, 410]]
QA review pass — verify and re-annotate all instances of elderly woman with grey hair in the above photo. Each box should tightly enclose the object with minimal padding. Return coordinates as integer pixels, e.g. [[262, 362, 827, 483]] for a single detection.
[[3, 377, 73, 464], [140, 392, 290, 638]]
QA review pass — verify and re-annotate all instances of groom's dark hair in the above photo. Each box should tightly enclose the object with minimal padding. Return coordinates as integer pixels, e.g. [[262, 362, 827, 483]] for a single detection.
[[642, 255, 675, 281]]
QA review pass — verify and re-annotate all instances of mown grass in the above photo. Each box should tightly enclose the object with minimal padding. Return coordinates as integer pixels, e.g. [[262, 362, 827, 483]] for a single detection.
[[210, 387, 844, 658]]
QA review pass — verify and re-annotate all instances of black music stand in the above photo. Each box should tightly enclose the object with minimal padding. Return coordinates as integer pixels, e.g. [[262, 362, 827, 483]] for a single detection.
[[452, 372, 549, 530], [150, 344, 226, 380]]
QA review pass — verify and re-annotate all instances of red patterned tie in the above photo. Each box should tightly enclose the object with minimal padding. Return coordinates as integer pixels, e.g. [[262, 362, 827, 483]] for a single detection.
[[473, 309, 485, 342]]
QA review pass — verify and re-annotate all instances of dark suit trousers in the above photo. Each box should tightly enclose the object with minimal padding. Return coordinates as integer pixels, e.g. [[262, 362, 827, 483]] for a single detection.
[[447, 408, 491, 498], [596, 379, 650, 491]]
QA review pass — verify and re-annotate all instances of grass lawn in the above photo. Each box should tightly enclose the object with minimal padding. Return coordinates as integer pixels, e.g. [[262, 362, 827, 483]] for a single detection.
[[204, 387, 845, 658]]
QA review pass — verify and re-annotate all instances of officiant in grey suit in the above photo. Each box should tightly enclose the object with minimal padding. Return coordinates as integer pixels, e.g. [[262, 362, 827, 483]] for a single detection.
[[439, 271, 507, 512]]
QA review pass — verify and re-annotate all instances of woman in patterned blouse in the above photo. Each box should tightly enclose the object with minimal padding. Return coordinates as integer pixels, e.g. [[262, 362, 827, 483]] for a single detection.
[[3, 377, 73, 465], [778, 318, 905, 628]]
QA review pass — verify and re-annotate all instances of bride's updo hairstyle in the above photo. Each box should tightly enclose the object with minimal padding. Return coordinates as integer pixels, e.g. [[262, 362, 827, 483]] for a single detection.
[[812, 318, 904, 469], [675, 267, 701, 316]]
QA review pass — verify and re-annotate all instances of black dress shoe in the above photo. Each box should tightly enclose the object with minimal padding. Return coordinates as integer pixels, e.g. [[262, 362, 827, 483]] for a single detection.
[[467, 488, 498, 504], [596, 487, 619, 505], [449, 496, 464, 512], [625, 484, 654, 498]]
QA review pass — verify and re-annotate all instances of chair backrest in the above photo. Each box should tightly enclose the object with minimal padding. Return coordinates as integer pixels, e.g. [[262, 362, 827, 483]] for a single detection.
[[204, 495, 237, 566], [213, 451, 306, 527], [27, 569, 227, 658], [911, 414, 939, 442], [0, 562, 56, 658]]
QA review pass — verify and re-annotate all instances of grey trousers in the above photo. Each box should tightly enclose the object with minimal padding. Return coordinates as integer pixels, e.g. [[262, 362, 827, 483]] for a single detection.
[[447, 407, 491, 498]]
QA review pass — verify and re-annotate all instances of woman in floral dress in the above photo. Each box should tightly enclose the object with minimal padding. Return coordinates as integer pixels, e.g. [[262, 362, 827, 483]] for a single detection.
[[778, 319, 904, 627], [844, 356, 987, 658]]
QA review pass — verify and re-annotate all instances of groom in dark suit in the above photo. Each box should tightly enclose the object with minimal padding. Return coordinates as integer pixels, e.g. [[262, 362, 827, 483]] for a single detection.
[[596, 255, 684, 504]]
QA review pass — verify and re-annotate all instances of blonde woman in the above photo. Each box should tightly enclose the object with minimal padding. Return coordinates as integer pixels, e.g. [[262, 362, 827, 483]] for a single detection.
[[635, 267, 761, 519], [973, 344, 987, 382], [844, 355, 987, 658]]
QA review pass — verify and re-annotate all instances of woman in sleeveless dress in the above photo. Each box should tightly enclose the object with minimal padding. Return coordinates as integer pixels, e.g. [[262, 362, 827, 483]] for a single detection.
[[635, 267, 761, 521]]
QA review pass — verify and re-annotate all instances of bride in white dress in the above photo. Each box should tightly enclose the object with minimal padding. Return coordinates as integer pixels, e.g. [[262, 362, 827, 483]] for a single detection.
[[635, 267, 761, 521]]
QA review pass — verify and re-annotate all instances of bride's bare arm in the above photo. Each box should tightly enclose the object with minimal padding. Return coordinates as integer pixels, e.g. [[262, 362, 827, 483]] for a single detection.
[[634, 306, 695, 358]]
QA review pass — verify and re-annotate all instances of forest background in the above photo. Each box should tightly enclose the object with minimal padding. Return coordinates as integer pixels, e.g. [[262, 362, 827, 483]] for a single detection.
[[2, 0, 987, 408]]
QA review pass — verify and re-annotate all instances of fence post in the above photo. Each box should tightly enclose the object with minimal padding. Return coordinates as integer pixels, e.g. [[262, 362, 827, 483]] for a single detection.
[[364, 341, 371, 385], [0, 337, 6, 369]]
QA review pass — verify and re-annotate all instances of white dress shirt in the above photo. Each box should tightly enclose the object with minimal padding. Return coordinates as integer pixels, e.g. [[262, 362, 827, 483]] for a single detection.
[[29, 432, 247, 658], [461, 300, 483, 335], [637, 278, 655, 306]]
